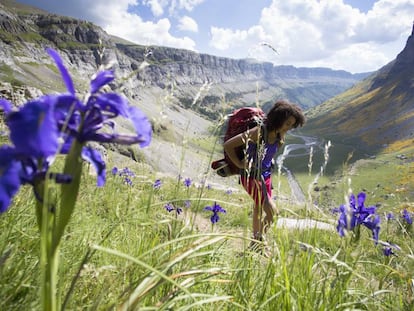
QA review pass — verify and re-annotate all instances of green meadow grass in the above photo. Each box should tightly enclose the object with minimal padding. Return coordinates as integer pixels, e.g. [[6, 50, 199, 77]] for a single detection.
[[1, 140, 413, 310]]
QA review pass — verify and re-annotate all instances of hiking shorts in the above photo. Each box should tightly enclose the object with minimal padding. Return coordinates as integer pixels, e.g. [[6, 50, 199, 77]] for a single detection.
[[240, 175, 272, 206]]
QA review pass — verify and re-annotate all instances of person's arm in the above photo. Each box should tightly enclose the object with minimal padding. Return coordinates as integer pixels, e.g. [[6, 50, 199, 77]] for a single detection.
[[223, 126, 260, 169]]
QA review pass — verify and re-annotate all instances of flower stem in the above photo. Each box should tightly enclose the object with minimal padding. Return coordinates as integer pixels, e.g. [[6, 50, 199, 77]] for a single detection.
[[39, 189, 59, 311]]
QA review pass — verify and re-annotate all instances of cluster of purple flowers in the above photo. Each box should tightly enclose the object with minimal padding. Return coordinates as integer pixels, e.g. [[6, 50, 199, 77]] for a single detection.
[[0, 48, 152, 212], [164, 202, 183, 215], [333, 192, 380, 243], [162, 200, 225, 225], [333, 192, 414, 257], [112, 167, 136, 186]]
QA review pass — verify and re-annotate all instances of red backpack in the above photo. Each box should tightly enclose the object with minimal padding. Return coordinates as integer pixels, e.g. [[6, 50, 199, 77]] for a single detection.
[[211, 107, 265, 177]]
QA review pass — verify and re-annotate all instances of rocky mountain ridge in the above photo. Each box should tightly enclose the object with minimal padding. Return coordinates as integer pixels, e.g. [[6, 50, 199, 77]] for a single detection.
[[0, 0, 369, 120], [305, 23, 414, 153]]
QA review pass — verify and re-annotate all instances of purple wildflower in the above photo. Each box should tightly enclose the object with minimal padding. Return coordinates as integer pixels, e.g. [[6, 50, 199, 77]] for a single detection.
[[153, 179, 162, 189], [386, 212, 394, 221], [111, 167, 119, 175], [383, 247, 394, 256], [119, 167, 135, 177], [334, 192, 381, 242], [349, 192, 377, 229], [124, 177, 133, 186], [0, 48, 152, 213], [164, 202, 181, 215], [164, 203, 174, 212], [402, 208, 413, 225], [45, 48, 152, 148], [204, 202, 226, 224], [184, 200, 191, 208], [379, 241, 400, 257], [184, 177, 192, 188]]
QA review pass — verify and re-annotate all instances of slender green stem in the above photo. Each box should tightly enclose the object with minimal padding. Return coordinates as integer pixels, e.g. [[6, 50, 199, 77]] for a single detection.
[[39, 185, 58, 311]]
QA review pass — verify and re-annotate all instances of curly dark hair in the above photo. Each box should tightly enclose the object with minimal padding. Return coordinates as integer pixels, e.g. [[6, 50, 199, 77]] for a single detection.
[[265, 99, 306, 131]]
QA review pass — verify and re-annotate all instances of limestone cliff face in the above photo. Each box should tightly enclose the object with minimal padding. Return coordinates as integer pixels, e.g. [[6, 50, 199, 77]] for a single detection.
[[0, 1, 369, 119]]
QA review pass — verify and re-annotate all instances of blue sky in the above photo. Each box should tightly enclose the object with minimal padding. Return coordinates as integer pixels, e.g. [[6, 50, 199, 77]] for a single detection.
[[15, 0, 414, 73]]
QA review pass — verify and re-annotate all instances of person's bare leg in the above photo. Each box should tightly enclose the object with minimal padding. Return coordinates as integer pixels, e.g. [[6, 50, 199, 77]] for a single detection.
[[262, 199, 278, 234], [252, 202, 263, 239]]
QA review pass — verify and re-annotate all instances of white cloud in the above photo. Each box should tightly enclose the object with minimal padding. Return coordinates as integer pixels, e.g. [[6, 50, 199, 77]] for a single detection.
[[172, 0, 205, 12], [105, 14, 196, 50], [177, 15, 198, 32], [209, 0, 414, 72], [141, 0, 205, 16], [44, 0, 412, 73], [143, 0, 166, 17], [80, 0, 197, 50]]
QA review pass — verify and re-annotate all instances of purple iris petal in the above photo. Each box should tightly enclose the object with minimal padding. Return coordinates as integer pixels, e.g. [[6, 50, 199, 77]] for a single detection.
[[7, 97, 60, 158], [164, 203, 174, 212], [349, 193, 356, 209], [402, 209, 413, 225], [127, 106, 152, 147], [90, 70, 115, 94], [357, 192, 366, 207], [81, 147, 106, 187], [184, 178, 192, 187], [85, 132, 149, 145], [380, 241, 400, 256], [46, 48, 75, 95], [79, 107, 105, 142], [0, 98, 12, 114], [362, 214, 381, 243], [336, 204, 347, 237], [124, 177, 133, 186], [386, 212, 394, 220], [153, 179, 162, 189], [92, 93, 130, 118], [383, 247, 394, 256], [111, 167, 118, 175], [0, 147, 22, 213]]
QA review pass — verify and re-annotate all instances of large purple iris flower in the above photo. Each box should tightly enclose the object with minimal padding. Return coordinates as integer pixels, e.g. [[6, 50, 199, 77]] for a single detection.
[[46, 48, 151, 147], [334, 192, 380, 243], [0, 48, 152, 213]]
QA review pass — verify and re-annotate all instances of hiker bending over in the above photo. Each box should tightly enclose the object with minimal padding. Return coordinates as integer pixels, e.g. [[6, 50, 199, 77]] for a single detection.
[[223, 99, 305, 247]]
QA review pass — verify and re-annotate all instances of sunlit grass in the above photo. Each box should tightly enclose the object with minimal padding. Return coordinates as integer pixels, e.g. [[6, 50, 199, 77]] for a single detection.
[[1, 55, 414, 309], [1, 135, 413, 310]]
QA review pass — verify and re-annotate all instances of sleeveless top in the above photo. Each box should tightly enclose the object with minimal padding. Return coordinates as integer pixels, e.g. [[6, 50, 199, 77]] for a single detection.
[[245, 139, 278, 179]]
